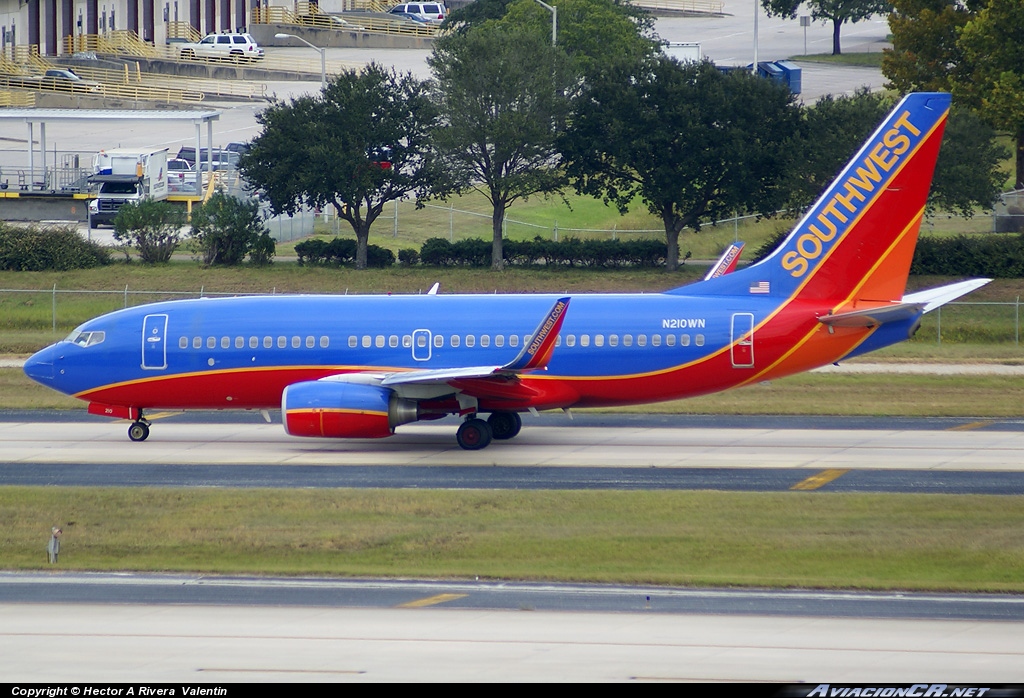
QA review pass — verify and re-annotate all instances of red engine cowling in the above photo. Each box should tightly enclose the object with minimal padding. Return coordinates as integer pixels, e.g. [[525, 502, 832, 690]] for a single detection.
[[282, 381, 419, 439]]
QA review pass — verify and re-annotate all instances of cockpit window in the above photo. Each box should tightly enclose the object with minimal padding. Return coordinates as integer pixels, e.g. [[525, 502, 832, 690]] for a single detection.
[[65, 330, 106, 347]]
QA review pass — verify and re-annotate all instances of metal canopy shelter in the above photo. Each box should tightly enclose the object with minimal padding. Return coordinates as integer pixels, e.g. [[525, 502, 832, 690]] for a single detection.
[[0, 109, 221, 191]]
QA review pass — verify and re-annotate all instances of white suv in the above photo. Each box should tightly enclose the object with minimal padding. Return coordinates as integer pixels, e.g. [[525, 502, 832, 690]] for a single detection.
[[388, 3, 447, 24], [179, 33, 265, 62]]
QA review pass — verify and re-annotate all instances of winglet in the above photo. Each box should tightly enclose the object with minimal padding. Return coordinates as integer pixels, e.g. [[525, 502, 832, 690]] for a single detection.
[[704, 242, 745, 280], [502, 297, 570, 372]]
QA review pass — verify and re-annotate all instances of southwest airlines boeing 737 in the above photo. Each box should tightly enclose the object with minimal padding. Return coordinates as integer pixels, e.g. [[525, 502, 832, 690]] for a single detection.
[[24, 93, 989, 450]]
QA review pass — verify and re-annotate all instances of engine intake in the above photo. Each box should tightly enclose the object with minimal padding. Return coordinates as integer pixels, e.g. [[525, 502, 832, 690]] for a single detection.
[[282, 381, 419, 439]]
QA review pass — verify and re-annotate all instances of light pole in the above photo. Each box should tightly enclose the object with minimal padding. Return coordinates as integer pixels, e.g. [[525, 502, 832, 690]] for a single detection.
[[532, 0, 556, 46], [275, 32, 326, 91]]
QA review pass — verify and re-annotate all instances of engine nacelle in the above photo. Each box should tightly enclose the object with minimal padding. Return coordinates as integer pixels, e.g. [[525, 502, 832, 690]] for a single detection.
[[282, 381, 419, 439]]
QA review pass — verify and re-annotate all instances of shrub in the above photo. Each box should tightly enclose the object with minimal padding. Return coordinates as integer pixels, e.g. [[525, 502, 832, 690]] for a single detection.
[[113, 199, 187, 263], [189, 192, 270, 266], [421, 237, 455, 266], [0, 223, 110, 271], [398, 248, 420, 266], [365, 244, 396, 268]]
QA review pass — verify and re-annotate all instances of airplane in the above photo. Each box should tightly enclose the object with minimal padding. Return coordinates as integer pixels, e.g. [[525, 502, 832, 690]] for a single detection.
[[23, 92, 990, 450]]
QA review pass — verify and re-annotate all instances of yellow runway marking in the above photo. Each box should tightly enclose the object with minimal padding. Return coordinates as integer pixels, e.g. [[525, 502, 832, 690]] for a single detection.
[[946, 420, 994, 432], [397, 593, 467, 608], [791, 469, 849, 490]]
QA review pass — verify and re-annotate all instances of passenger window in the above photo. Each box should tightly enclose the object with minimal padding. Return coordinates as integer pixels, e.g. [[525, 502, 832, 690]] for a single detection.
[[637, 335, 646, 347], [207, 337, 216, 349], [291, 336, 300, 348], [595, 335, 604, 347], [416, 334, 427, 348], [306, 336, 315, 348], [451, 335, 460, 348], [403, 335, 412, 348], [235, 337, 244, 349], [609, 335, 618, 347], [264, 336, 272, 348], [580, 334, 590, 347], [623, 335, 633, 347], [221, 337, 230, 349], [652, 335, 661, 347], [480, 335, 490, 348], [348, 336, 357, 348], [566, 335, 576, 347], [680, 334, 690, 347], [555, 335, 562, 347], [278, 336, 287, 348], [509, 335, 519, 348], [495, 335, 504, 348], [389, 335, 399, 348], [179, 337, 188, 349], [320, 336, 330, 348], [434, 335, 443, 348], [465, 335, 475, 348], [375, 335, 385, 348], [695, 334, 705, 347], [362, 336, 371, 348], [193, 337, 202, 349]]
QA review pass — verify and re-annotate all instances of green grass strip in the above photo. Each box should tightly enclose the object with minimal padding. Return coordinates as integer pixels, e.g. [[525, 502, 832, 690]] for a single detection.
[[4, 488, 1023, 592]]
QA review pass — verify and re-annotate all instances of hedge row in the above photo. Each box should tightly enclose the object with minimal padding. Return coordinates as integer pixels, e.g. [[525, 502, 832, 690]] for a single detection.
[[0, 224, 110, 271], [910, 234, 1024, 278], [421, 237, 669, 268], [298, 235, 671, 268], [294, 237, 396, 268]]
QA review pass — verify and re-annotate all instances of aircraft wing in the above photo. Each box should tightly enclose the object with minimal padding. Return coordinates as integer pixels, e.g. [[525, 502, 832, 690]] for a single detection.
[[374, 297, 571, 388]]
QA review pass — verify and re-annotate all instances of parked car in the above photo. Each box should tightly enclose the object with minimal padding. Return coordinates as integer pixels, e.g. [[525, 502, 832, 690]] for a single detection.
[[176, 147, 240, 168], [166, 158, 196, 191], [178, 33, 264, 62], [27, 68, 102, 93], [387, 3, 446, 24]]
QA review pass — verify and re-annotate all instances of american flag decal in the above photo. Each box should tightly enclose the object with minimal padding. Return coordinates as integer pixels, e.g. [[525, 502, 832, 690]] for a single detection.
[[749, 281, 770, 294]]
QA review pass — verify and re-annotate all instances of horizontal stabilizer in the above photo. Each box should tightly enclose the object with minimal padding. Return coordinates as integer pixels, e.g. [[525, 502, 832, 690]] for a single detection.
[[819, 303, 924, 328], [820, 279, 991, 329], [902, 278, 992, 313]]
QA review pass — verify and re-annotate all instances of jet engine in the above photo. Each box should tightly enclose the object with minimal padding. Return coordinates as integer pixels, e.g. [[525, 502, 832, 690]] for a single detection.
[[282, 381, 419, 439]]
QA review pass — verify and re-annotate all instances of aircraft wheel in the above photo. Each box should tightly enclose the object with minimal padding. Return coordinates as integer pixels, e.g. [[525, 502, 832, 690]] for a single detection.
[[456, 418, 492, 451], [128, 422, 150, 442], [487, 411, 522, 440]]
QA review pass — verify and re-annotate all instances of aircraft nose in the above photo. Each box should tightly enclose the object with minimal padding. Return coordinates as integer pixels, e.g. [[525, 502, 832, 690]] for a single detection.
[[23, 345, 56, 383]]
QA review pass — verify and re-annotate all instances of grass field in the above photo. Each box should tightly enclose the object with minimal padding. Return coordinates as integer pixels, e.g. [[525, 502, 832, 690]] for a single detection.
[[4, 488, 1023, 591]]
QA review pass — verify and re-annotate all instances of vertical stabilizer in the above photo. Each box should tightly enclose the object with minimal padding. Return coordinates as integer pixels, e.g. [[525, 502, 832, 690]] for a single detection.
[[678, 93, 951, 305]]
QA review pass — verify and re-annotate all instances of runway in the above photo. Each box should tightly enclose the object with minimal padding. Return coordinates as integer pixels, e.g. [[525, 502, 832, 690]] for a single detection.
[[3, 414, 1024, 494], [4, 413, 1023, 681]]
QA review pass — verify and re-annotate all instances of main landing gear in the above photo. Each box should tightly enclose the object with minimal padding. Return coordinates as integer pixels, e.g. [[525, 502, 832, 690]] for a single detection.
[[128, 412, 151, 442], [455, 411, 523, 450]]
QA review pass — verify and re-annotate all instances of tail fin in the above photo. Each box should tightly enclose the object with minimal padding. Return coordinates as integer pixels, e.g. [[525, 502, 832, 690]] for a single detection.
[[679, 93, 951, 305]]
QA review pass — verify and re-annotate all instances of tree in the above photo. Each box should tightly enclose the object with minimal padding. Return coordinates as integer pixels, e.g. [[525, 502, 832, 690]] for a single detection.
[[883, 0, 1023, 189], [428, 23, 573, 270], [240, 64, 438, 269], [190, 191, 273, 266], [497, 0, 658, 79], [761, 0, 891, 55], [112, 199, 187, 263], [953, 0, 1024, 189], [561, 57, 800, 271], [882, 0, 979, 92]]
